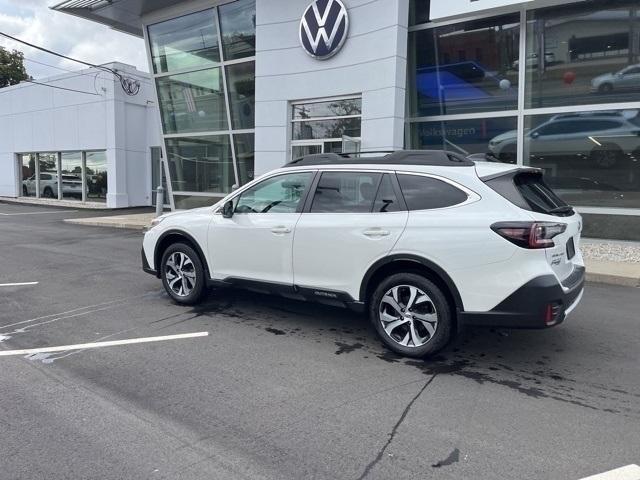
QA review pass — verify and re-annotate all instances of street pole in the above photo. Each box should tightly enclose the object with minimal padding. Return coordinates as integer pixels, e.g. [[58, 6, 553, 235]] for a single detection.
[[155, 186, 164, 217]]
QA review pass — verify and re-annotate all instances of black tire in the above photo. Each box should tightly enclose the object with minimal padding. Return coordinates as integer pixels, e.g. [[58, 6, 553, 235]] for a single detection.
[[598, 83, 613, 94], [43, 187, 54, 198], [160, 242, 207, 305], [22, 185, 28, 196], [369, 273, 453, 358], [591, 145, 622, 169], [498, 148, 516, 165]]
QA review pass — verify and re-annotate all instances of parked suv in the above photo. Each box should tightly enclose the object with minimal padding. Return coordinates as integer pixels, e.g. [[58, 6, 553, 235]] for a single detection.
[[142, 151, 585, 358]]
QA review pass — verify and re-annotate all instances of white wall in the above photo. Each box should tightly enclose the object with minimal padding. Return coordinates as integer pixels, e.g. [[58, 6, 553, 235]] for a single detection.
[[0, 62, 161, 208], [254, 0, 410, 174]]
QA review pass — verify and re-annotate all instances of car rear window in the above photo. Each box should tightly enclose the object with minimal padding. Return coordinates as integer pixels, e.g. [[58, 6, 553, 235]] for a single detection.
[[397, 174, 468, 211], [484, 171, 573, 217]]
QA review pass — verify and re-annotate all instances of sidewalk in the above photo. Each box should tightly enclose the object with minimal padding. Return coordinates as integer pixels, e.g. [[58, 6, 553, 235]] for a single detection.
[[0, 196, 110, 209], [64, 212, 156, 230], [62, 212, 640, 287], [582, 239, 640, 287]]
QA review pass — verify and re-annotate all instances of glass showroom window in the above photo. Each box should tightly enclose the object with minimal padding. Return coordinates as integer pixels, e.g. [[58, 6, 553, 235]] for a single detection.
[[408, 14, 520, 117], [524, 109, 640, 208], [61, 152, 83, 201], [291, 97, 362, 160], [165, 135, 235, 194], [38, 153, 58, 199], [18, 151, 106, 203], [409, 117, 518, 161], [526, 2, 640, 109], [156, 69, 228, 134], [19, 154, 36, 197], [148, 9, 220, 74], [147, 0, 256, 209], [86, 151, 107, 203]]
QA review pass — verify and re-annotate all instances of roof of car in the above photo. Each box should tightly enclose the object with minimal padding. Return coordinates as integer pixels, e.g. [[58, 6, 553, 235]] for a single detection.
[[285, 150, 475, 168]]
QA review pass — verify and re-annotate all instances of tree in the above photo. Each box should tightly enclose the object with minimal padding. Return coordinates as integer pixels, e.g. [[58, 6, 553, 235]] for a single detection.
[[0, 47, 29, 88]]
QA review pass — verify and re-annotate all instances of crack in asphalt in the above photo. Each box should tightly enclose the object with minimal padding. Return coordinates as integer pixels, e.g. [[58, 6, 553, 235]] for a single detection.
[[356, 374, 438, 480]]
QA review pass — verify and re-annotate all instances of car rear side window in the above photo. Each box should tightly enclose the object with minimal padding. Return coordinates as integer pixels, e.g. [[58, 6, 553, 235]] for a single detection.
[[397, 174, 468, 211], [310, 172, 382, 213]]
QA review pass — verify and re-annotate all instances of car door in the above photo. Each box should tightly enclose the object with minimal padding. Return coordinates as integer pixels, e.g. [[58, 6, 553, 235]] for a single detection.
[[208, 170, 315, 285], [292, 171, 408, 300], [617, 66, 640, 89]]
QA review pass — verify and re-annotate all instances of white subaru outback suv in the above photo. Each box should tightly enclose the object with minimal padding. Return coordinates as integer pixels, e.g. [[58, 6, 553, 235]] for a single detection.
[[142, 151, 585, 358]]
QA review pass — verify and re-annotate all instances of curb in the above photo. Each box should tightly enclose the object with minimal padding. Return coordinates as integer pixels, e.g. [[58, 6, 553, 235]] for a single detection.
[[585, 272, 640, 288], [63, 219, 148, 231]]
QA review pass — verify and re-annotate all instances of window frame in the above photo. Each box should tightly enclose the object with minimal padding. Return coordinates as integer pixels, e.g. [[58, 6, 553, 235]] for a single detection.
[[290, 95, 363, 161]]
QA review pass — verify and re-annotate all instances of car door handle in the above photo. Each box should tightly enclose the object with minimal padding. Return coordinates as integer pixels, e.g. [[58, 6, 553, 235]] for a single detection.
[[363, 229, 390, 238], [271, 226, 292, 235]]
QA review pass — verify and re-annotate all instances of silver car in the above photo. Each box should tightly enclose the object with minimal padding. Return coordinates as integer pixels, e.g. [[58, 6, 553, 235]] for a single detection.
[[591, 64, 640, 94]]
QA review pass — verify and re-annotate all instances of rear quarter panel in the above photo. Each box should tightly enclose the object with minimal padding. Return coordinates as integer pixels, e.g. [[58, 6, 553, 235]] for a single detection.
[[391, 186, 552, 312]]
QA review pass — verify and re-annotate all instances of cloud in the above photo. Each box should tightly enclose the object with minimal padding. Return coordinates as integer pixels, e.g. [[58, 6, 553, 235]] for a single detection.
[[0, 0, 147, 78]]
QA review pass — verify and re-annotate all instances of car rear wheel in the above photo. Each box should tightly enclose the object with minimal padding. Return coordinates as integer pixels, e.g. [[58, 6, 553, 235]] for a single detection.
[[43, 187, 54, 198], [598, 83, 613, 94], [161, 243, 207, 305], [369, 273, 452, 358], [591, 145, 621, 169]]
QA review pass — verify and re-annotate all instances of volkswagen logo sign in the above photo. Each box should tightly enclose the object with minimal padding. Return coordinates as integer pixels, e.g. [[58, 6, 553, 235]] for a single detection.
[[299, 0, 349, 60]]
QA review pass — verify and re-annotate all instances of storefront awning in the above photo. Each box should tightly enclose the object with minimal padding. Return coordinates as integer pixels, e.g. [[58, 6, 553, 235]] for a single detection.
[[51, 0, 177, 37]]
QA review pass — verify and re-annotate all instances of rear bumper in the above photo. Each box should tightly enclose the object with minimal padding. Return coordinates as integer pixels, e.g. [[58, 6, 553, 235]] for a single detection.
[[459, 266, 585, 329]]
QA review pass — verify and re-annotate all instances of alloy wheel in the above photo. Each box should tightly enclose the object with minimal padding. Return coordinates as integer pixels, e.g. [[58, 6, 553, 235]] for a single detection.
[[378, 285, 438, 348], [165, 252, 197, 297]]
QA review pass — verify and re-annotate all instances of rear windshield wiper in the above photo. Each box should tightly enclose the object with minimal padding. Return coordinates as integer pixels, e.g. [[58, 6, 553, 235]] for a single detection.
[[547, 205, 574, 214]]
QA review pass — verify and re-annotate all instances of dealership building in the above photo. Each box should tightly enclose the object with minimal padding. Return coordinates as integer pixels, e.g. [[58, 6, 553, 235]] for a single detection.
[[2, 0, 640, 237]]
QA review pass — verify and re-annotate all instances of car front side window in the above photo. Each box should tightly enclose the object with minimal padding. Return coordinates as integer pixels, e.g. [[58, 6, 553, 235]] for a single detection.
[[234, 172, 313, 214]]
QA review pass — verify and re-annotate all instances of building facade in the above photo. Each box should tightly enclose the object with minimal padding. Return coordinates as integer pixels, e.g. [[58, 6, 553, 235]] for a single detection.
[[49, 0, 640, 238], [0, 63, 162, 208]]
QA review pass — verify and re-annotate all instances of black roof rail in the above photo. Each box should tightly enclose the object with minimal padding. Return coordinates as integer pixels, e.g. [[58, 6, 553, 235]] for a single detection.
[[285, 150, 475, 167]]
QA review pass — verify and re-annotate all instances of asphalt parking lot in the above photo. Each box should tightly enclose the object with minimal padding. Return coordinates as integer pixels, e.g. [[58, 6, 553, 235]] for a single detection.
[[1, 202, 639, 480]]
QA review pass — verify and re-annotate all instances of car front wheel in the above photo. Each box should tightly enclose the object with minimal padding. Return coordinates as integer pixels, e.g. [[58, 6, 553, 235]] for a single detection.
[[161, 243, 207, 305], [369, 273, 452, 358]]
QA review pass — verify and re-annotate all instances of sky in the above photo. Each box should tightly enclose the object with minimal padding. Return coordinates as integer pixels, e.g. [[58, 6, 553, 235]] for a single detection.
[[0, 0, 148, 79]]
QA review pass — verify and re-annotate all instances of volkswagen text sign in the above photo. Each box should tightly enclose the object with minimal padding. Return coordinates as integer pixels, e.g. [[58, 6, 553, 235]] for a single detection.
[[299, 0, 349, 60]]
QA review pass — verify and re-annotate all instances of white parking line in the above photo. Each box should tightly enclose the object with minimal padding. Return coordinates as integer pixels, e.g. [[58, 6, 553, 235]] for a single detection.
[[579, 465, 640, 480], [0, 332, 209, 357], [0, 210, 78, 216], [0, 282, 38, 287]]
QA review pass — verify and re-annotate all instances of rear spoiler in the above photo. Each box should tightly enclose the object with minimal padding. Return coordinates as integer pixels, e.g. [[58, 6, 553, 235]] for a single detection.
[[478, 167, 542, 182]]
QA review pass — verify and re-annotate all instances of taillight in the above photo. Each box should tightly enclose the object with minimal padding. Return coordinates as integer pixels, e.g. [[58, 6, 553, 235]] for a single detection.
[[491, 222, 566, 249]]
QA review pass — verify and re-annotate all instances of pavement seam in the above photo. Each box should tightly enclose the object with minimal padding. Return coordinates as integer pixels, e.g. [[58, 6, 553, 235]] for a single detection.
[[356, 373, 438, 480]]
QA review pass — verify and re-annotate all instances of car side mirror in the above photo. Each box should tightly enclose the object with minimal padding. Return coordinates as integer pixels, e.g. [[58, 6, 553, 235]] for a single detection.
[[222, 200, 234, 219], [531, 131, 540, 139]]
